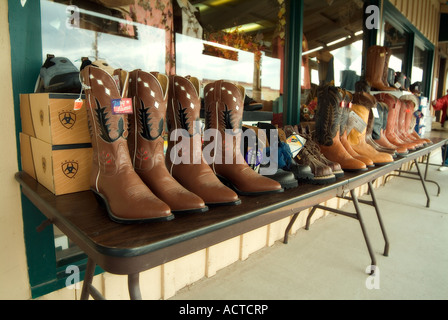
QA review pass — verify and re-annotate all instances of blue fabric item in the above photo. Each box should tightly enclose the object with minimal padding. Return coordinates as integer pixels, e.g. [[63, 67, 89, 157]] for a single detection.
[[265, 142, 293, 170]]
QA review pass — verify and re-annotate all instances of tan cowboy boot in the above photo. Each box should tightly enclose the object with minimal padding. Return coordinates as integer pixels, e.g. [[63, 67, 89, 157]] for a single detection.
[[127, 70, 207, 214], [166, 75, 240, 206], [203, 80, 283, 195], [80, 66, 173, 223]]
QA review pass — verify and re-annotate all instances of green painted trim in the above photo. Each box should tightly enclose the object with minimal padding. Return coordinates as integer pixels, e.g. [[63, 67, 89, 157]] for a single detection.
[[383, 0, 435, 98], [8, 0, 101, 299], [284, 0, 303, 126]]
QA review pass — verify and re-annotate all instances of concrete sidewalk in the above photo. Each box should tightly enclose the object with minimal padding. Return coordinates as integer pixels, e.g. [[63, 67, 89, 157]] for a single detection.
[[170, 140, 448, 300]]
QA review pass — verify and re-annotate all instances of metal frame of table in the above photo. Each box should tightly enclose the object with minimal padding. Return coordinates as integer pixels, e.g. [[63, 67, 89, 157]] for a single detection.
[[15, 138, 447, 300]]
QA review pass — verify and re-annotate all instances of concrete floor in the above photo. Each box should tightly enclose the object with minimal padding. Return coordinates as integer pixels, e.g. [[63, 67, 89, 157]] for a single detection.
[[171, 129, 448, 300]]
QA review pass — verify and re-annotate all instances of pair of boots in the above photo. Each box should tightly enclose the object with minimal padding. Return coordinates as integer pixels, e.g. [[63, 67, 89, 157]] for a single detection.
[[81, 66, 282, 223], [374, 93, 430, 155], [314, 85, 394, 173], [365, 46, 398, 92]]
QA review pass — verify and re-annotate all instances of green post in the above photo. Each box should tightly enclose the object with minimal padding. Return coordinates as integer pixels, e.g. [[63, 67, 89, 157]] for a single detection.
[[284, 0, 303, 126]]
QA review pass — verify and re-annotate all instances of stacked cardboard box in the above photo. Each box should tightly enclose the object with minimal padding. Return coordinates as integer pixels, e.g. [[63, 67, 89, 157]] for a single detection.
[[19, 93, 92, 195]]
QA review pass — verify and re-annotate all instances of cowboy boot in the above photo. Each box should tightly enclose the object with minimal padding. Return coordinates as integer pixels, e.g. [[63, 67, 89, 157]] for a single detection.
[[375, 93, 416, 152], [365, 46, 397, 91], [166, 75, 240, 206], [127, 70, 207, 214], [80, 66, 173, 223], [365, 102, 397, 157], [381, 47, 399, 90], [347, 91, 394, 166], [338, 89, 375, 167], [373, 99, 409, 156], [400, 96, 432, 146], [203, 80, 283, 195], [314, 85, 367, 172], [395, 97, 424, 149]]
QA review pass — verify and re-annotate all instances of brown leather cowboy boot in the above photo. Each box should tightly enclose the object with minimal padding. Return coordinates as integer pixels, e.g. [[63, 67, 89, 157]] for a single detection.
[[127, 70, 207, 214], [80, 66, 173, 223], [347, 91, 394, 166], [166, 75, 241, 206], [203, 80, 283, 195], [314, 85, 367, 172], [365, 46, 397, 91], [338, 89, 375, 167]]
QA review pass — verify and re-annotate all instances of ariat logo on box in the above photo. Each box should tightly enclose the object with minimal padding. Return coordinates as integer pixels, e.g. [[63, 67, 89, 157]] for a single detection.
[[59, 111, 77, 129], [61, 160, 79, 179]]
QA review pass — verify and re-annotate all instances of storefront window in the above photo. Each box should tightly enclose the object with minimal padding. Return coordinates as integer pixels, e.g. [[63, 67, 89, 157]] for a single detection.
[[412, 45, 425, 84], [176, 0, 285, 109], [383, 20, 408, 75], [41, 0, 168, 73], [301, 0, 364, 121]]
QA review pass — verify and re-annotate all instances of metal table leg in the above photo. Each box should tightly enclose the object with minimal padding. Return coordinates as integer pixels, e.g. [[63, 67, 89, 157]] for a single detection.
[[128, 273, 142, 300], [283, 211, 302, 244]]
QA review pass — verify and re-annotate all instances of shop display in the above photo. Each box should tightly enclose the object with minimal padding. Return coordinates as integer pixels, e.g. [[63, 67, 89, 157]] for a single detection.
[[313, 85, 368, 172], [166, 75, 241, 206], [203, 80, 283, 195], [80, 65, 174, 223], [127, 69, 207, 214]]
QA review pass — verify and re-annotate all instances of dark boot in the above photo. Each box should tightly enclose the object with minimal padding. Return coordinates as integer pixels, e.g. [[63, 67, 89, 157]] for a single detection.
[[203, 80, 283, 195], [283, 125, 336, 184], [80, 66, 173, 223], [166, 75, 240, 206], [314, 85, 367, 172], [128, 70, 207, 214]]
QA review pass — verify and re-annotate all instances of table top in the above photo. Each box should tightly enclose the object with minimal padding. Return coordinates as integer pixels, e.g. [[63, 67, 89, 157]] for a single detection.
[[15, 137, 447, 273]]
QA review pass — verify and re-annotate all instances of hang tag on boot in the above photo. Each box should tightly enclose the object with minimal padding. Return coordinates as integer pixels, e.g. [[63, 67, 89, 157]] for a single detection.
[[286, 134, 306, 158], [111, 98, 133, 114], [73, 98, 83, 111], [346, 111, 367, 135]]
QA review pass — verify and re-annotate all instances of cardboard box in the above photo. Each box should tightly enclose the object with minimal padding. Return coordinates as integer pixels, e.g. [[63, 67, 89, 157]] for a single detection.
[[20, 93, 91, 145], [20, 132, 92, 195]]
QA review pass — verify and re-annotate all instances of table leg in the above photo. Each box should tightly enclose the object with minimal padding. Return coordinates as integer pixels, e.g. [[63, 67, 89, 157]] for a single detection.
[[283, 211, 302, 244], [350, 189, 376, 275], [367, 182, 389, 257], [128, 273, 142, 300], [80, 258, 96, 300], [413, 159, 431, 208]]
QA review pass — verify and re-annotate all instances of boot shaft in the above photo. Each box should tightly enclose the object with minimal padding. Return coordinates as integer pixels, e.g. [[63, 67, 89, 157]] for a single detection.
[[203, 80, 247, 166], [167, 75, 202, 136], [204, 80, 244, 133], [128, 70, 169, 169], [80, 66, 132, 177], [314, 84, 343, 146]]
